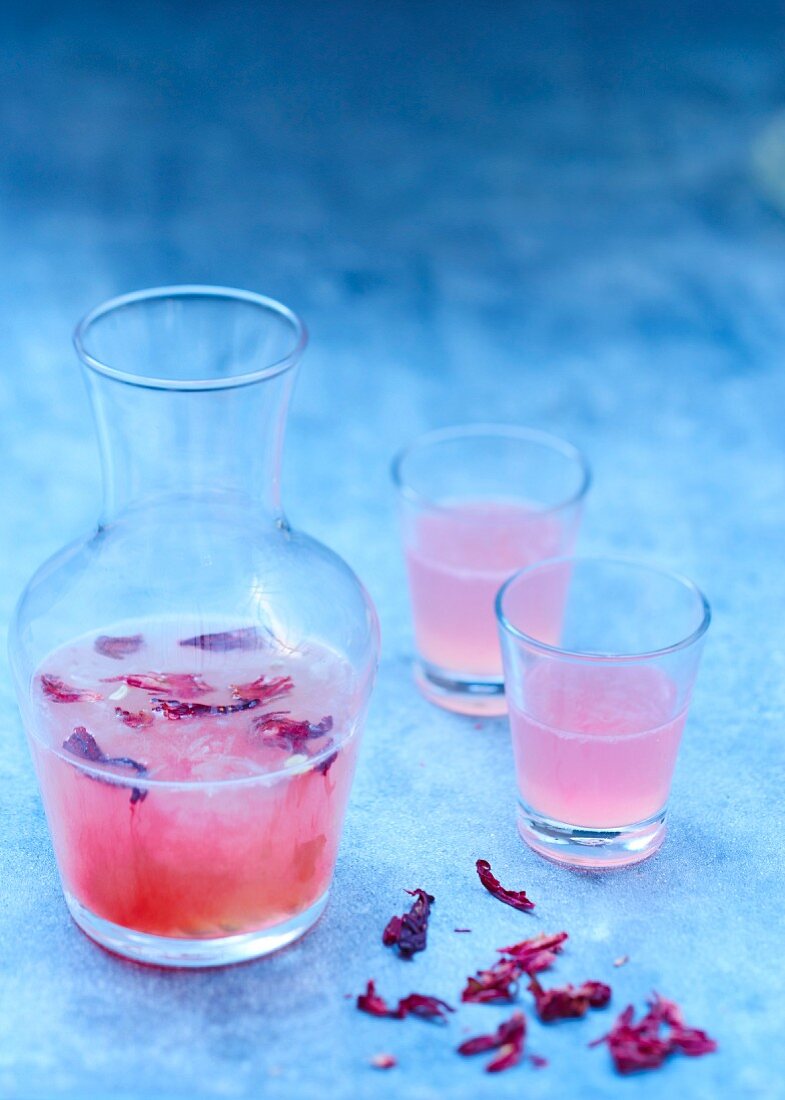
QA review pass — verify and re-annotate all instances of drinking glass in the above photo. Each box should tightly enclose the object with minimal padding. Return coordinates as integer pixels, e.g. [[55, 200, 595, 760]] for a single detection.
[[392, 425, 590, 715], [496, 557, 710, 867]]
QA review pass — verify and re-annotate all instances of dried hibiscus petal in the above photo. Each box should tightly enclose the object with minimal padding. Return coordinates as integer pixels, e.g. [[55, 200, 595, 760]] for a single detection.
[[314, 750, 338, 776], [40, 675, 101, 704], [94, 634, 144, 660], [357, 980, 392, 1017], [114, 707, 154, 729], [458, 1012, 526, 1073], [230, 675, 293, 703], [62, 727, 148, 804], [357, 981, 453, 1023], [179, 627, 261, 651], [252, 712, 333, 752], [476, 859, 535, 912], [461, 958, 521, 1004], [498, 931, 569, 974], [528, 974, 611, 1021], [103, 672, 213, 699], [394, 994, 454, 1022], [382, 888, 434, 958], [152, 697, 263, 720], [590, 994, 717, 1075]]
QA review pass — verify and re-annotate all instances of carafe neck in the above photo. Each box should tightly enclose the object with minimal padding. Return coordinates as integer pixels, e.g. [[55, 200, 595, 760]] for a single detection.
[[85, 369, 295, 522]]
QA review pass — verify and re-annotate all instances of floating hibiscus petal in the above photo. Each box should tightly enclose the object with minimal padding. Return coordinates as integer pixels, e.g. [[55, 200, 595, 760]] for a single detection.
[[114, 707, 154, 729], [179, 627, 261, 651], [230, 675, 293, 703], [62, 727, 148, 804], [94, 634, 144, 660], [152, 696, 264, 720], [475, 859, 535, 912], [40, 675, 101, 704], [103, 672, 213, 699], [382, 888, 434, 958]]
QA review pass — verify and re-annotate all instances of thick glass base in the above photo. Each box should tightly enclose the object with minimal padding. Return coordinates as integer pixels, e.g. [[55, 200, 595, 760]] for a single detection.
[[64, 889, 329, 968], [414, 659, 507, 716], [517, 802, 667, 869]]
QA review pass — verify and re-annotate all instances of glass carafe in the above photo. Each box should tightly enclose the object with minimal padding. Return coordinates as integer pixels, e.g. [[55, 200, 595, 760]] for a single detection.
[[8, 286, 380, 967]]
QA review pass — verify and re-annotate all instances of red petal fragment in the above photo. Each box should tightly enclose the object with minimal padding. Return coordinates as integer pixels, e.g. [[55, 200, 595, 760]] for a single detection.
[[251, 712, 333, 753], [462, 959, 521, 1004], [394, 994, 454, 1022], [382, 915, 402, 947], [357, 981, 392, 1018], [179, 627, 261, 651], [498, 931, 569, 974], [382, 888, 435, 958], [63, 726, 102, 760], [114, 707, 154, 729], [458, 1012, 526, 1074], [40, 675, 101, 704], [370, 1053, 396, 1070], [475, 859, 535, 912], [62, 727, 148, 804], [152, 697, 263, 720], [528, 975, 611, 1022], [357, 982, 453, 1024], [94, 634, 144, 660], [591, 995, 717, 1075], [230, 675, 293, 703], [530, 1054, 548, 1068], [103, 672, 213, 699]]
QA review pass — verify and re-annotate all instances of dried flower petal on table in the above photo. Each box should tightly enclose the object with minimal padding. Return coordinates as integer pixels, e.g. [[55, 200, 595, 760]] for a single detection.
[[382, 888, 435, 958], [528, 974, 611, 1021], [475, 859, 535, 912], [590, 993, 717, 1074], [357, 982, 453, 1023], [462, 958, 521, 1004], [394, 993, 454, 1022], [498, 931, 569, 974], [458, 1011, 527, 1073], [357, 980, 392, 1017], [370, 1053, 397, 1070], [94, 634, 144, 659]]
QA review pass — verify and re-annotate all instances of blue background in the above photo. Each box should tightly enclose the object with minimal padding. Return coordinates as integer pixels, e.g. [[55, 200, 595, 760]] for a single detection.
[[1, 1, 784, 1096]]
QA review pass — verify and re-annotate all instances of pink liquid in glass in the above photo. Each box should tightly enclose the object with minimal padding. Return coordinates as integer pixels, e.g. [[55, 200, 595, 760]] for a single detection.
[[510, 663, 687, 828], [404, 500, 569, 675], [29, 620, 362, 940]]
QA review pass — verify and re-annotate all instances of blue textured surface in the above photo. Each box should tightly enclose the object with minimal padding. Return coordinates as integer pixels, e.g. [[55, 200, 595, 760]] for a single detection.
[[1, 1, 784, 1097]]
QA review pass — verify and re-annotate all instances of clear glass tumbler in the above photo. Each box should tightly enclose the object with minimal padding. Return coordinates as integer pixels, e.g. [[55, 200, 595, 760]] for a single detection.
[[392, 425, 590, 715], [9, 286, 380, 966], [496, 557, 710, 867]]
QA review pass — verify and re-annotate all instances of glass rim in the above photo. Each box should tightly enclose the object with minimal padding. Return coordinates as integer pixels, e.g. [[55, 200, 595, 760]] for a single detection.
[[391, 423, 592, 515], [495, 554, 711, 662], [73, 284, 308, 392]]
